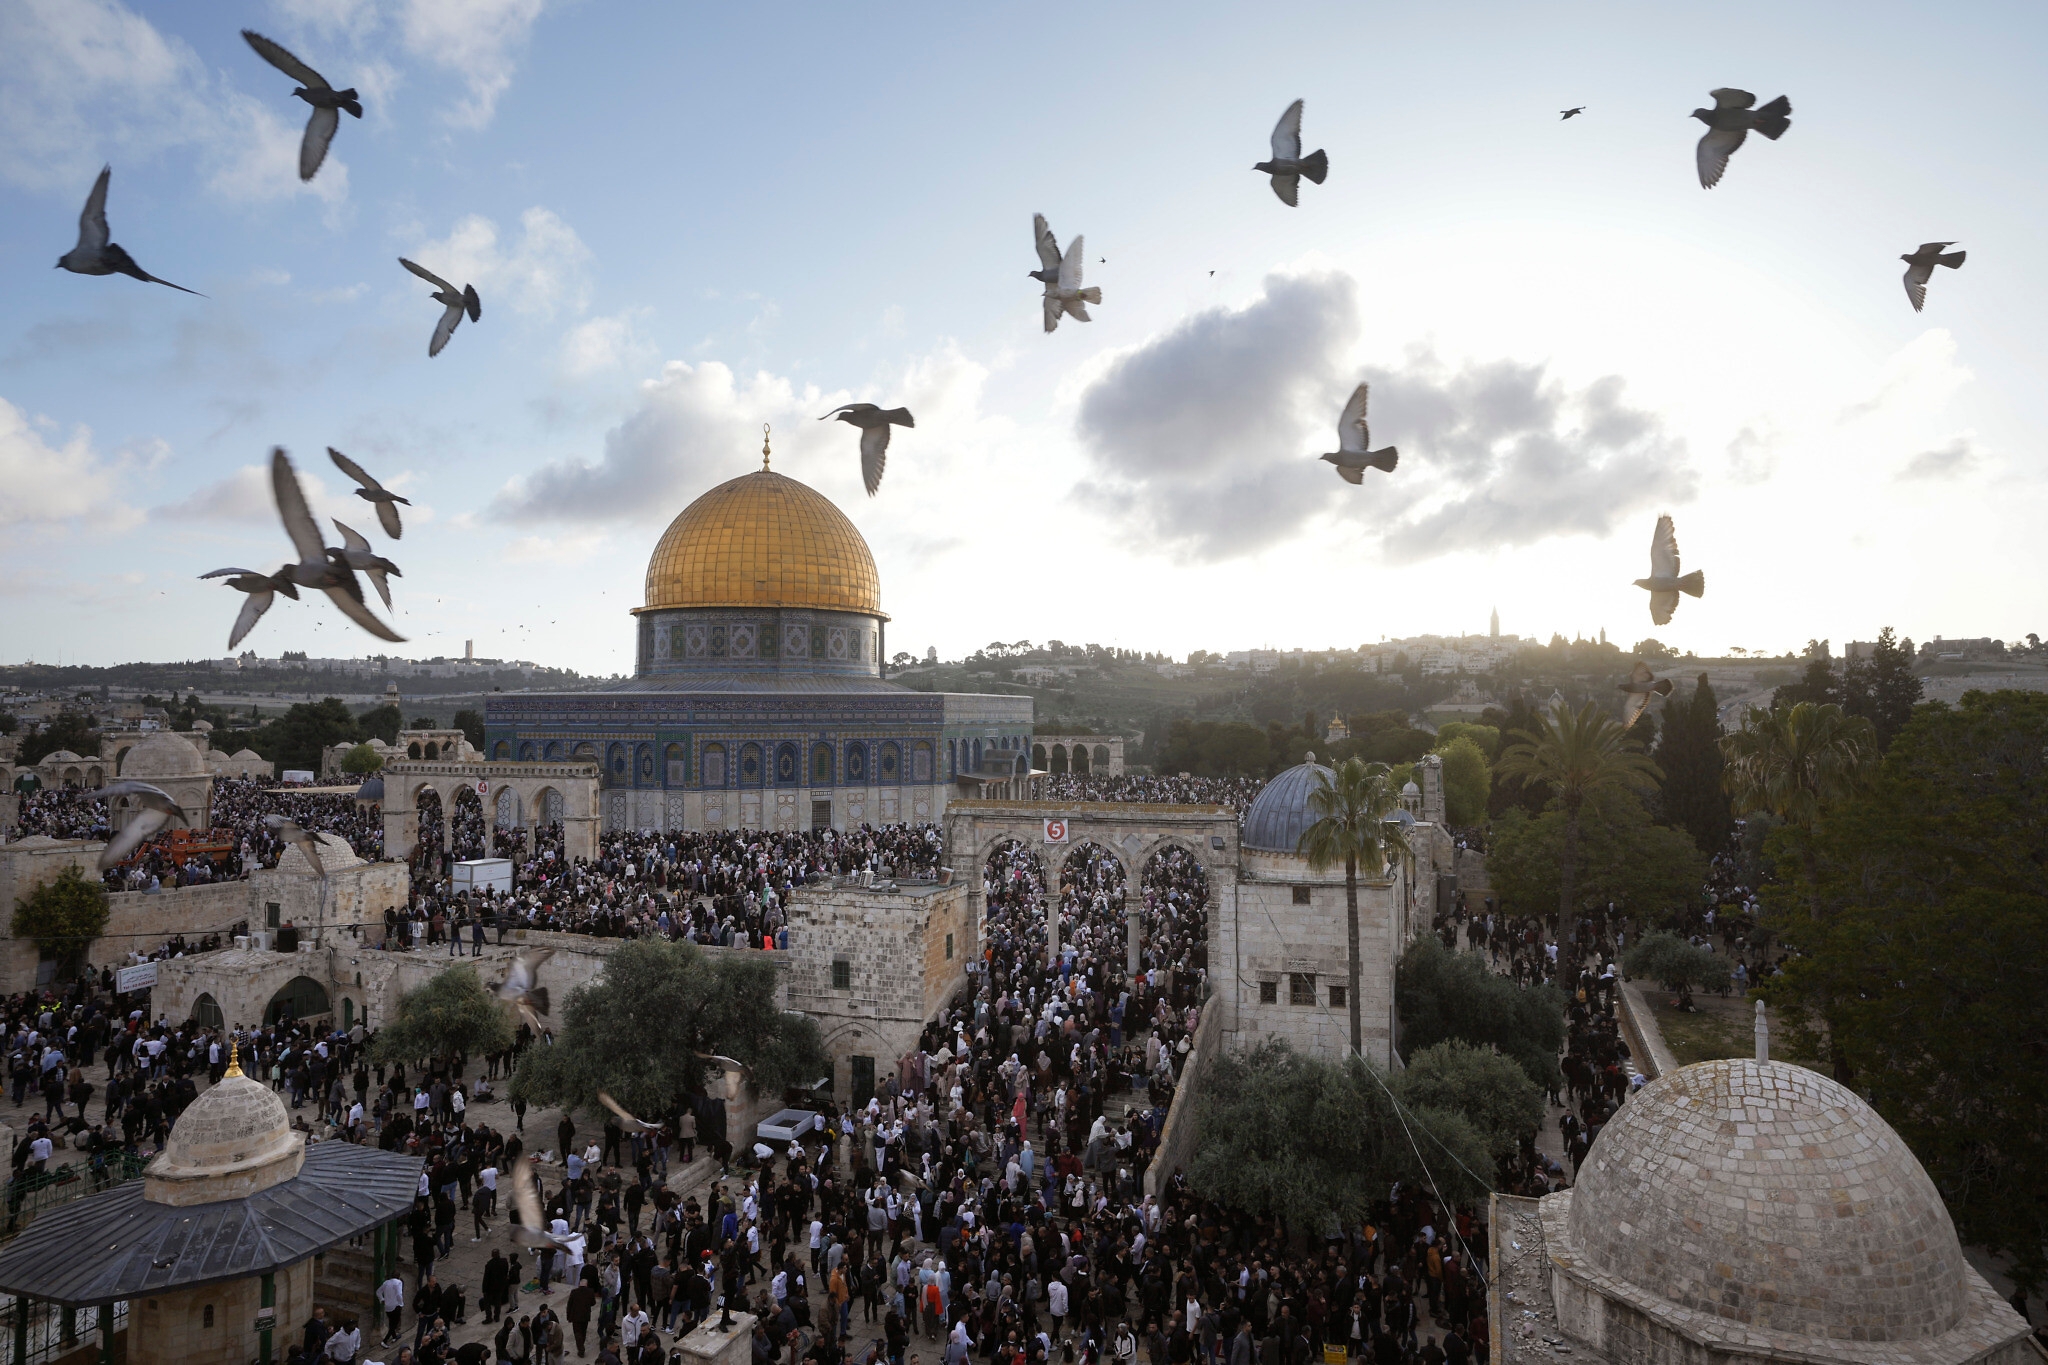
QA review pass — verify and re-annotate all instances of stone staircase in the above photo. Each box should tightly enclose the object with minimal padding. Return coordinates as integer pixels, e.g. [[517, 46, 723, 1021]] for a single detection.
[[313, 1241, 378, 1320]]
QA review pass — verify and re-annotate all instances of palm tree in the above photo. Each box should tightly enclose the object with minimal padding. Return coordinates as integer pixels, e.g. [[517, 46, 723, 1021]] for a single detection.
[[1495, 701, 1663, 920], [1299, 757, 1411, 1056], [1719, 701, 1876, 918]]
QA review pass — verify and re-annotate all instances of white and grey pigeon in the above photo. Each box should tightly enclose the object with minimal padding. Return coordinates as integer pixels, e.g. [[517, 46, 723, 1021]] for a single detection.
[[56, 166, 203, 296], [1319, 383, 1399, 484], [507, 1158, 576, 1252], [332, 520, 402, 609], [1253, 99, 1328, 207], [263, 814, 334, 877], [1617, 661, 1675, 731], [1041, 233, 1101, 333], [819, 404, 914, 496], [328, 447, 410, 538], [241, 30, 360, 181], [1691, 88, 1791, 188], [398, 258, 482, 357], [1633, 514, 1706, 626], [199, 565, 301, 649], [598, 1092, 664, 1134], [494, 948, 553, 1033], [86, 782, 190, 870], [1900, 242, 1966, 313], [1029, 214, 1064, 285], [271, 448, 405, 642]]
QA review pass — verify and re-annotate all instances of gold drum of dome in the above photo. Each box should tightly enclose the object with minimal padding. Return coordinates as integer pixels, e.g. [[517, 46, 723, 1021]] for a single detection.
[[638, 469, 886, 618]]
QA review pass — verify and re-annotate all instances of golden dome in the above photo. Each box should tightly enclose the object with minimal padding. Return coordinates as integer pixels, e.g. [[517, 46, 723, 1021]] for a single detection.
[[640, 468, 884, 618]]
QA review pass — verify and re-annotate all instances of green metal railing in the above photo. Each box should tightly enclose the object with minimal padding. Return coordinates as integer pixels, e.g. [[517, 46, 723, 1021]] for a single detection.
[[1, 1154, 149, 1244], [0, 1298, 125, 1365]]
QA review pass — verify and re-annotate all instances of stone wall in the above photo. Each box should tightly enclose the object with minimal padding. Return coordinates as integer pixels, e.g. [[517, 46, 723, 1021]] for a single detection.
[[1143, 990, 1223, 1198], [784, 880, 964, 1103], [128, 1255, 313, 1365]]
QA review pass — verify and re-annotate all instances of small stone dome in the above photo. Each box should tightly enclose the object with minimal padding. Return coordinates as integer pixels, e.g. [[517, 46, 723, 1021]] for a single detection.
[[144, 1070, 303, 1205], [355, 775, 385, 802], [1556, 1059, 1970, 1351], [41, 750, 82, 764], [122, 732, 208, 779], [232, 748, 262, 761], [1240, 756, 1335, 853]]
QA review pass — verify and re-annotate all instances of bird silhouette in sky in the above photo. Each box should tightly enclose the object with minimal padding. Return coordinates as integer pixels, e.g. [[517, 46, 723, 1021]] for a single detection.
[[1900, 242, 1965, 312], [328, 448, 410, 538], [241, 30, 360, 181], [1319, 384, 1399, 484], [56, 167, 202, 295], [820, 404, 914, 496], [1691, 88, 1791, 188], [1561, 107, 1586, 119], [1617, 661, 1674, 730], [1634, 514, 1706, 625], [1255, 99, 1328, 206], [200, 565, 300, 649], [398, 257, 482, 357]]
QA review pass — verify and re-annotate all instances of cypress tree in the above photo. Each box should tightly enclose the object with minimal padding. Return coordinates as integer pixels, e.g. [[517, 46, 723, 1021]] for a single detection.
[[1654, 673, 1733, 854]]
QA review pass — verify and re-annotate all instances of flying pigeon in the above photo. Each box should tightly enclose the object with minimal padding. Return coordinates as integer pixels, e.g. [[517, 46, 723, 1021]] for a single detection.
[[494, 948, 553, 1033], [199, 565, 300, 649], [819, 404, 914, 497], [240, 30, 360, 182], [1029, 214, 1063, 285], [695, 1052, 753, 1102], [1900, 242, 1966, 313], [598, 1092, 664, 1134], [397, 258, 482, 357], [271, 448, 406, 642], [56, 167, 202, 295], [332, 520, 402, 609], [1041, 234, 1101, 333], [86, 782, 190, 870], [1633, 514, 1706, 625], [1560, 107, 1586, 120], [1319, 383, 1399, 484], [263, 814, 334, 876], [328, 448, 410, 538], [1691, 88, 1791, 188], [1254, 99, 1328, 207], [507, 1158, 576, 1252], [1617, 661, 1675, 730]]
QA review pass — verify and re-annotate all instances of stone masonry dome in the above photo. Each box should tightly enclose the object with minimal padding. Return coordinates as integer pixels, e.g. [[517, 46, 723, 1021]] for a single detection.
[[143, 1069, 304, 1206], [639, 467, 884, 618], [1240, 756, 1335, 853], [1547, 1058, 1990, 1362], [121, 731, 208, 779]]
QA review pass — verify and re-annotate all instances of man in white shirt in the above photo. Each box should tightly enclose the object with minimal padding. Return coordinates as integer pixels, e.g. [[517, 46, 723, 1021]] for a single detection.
[[621, 1306, 651, 1349], [377, 1274, 405, 1343], [324, 1318, 361, 1362], [1047, 1278, 1068, 1339]]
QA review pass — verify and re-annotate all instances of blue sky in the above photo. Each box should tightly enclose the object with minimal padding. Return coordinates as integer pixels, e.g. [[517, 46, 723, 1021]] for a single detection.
[[3, 0, 2044, 673]]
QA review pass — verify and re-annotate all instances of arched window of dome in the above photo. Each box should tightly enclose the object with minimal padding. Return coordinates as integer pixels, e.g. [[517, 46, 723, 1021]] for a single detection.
[[775, 743, 798, 786], [845, 742, 866, 783], [878, 742, 900, 784], [702, 744, 727, 788], [739, 743, 763, 786], [545, 741, 563, 761], [665, 743, 687, 785], [519, 741, 538, 761], [493, 741, 511, 760], [811, 743, 834, 786], [636, 743, 655, 783], [911, 742, 932, 783], [572, 742, 596, 759], [946, 740, 956, 778], [972, 739, 983, 771]]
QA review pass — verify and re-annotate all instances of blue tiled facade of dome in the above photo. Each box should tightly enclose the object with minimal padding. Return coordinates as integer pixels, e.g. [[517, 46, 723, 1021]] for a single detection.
[[1240, 759, 1335, 852]]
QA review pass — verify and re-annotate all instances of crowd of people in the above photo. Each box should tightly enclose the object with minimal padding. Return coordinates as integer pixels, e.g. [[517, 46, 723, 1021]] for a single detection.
[[1039, 775, 1264, 811]]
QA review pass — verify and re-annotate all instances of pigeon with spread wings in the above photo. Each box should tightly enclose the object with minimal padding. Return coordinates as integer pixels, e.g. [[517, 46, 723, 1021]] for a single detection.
[[1319, 384, 1399, 484], [86, 782, 190, 870], [696, 1052, 752, 1103], [328, 448, 410, 539], [263, 814, 334, 877], [200, 566, 300, 649], [1617, 661, 1675, 730], [507, 1158, 576, 1252], [820, 404, 914, 497], [1900, 243, 1966, 313], [398, 258, 482, 357], [333, 521, 401, 610], [57, 166, 202, 296], [1691, 88, 1791, 188], [1254, 99, 1328, 207], [598, 1092, 664, 1134], [1041, 233, 1101, 333], [495, 949, 553, 1033], [241, 30, 360, 181], [1633, 514, 1706, 625], [271, 449, 405, 642], [1029, 214, 1065, 286]]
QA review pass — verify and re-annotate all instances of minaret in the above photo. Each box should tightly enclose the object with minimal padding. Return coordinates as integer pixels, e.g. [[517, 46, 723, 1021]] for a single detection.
[[1489, 607, 1499, 639]]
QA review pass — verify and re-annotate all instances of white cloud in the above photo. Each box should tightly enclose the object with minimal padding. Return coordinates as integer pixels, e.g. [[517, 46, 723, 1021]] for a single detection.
[[0, 0, 347, 202], [0, 399, 135, 529], [409, 207, 590, 316], [1896, 434, 1982, 482], [397, 0, 546, 128], [1841, 329, 1972, 424], [150, 460, 340, 526], [504, 530, 611, 565], [560, 310, 654, 377]]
